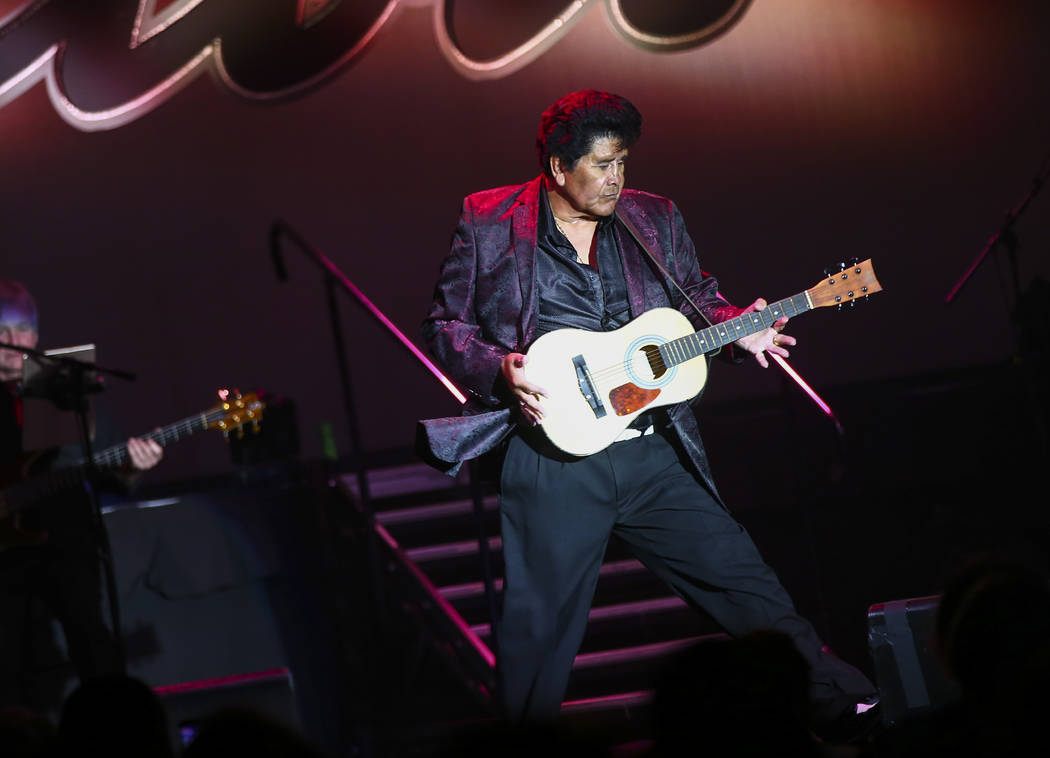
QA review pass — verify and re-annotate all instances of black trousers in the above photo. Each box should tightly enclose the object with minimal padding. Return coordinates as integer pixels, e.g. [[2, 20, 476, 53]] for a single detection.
[[497, 427, 875, 722]]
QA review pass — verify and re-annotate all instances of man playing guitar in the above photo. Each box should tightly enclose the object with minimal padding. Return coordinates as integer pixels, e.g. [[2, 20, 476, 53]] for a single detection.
[[420, 91, 880, 741], [0, 279, 162, 712]]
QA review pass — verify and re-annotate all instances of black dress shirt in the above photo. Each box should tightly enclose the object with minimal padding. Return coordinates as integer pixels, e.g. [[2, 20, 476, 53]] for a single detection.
[[534, 190, 631, 340]]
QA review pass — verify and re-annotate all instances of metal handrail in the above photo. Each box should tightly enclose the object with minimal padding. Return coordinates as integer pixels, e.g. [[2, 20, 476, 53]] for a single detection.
[[268, 221, 501, 667]]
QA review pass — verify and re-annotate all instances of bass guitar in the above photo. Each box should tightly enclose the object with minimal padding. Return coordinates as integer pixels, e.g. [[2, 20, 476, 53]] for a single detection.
[[0, 389, 264, 549], [524, 260, 882, 456]]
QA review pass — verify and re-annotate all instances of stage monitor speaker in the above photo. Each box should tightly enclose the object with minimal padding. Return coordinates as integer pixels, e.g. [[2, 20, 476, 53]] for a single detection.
[[154, 667, 300, 750], [867, 595, 961, 726]]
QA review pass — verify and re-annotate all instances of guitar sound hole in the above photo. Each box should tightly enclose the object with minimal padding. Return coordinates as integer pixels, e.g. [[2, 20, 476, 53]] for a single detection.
[[642, 345, 666, 379]]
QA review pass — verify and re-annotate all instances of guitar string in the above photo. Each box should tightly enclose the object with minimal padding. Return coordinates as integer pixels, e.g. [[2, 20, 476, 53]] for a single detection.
[[86, 402, 258, 467], [547, 276, 875, 420], [8, 404, 259, 505], [569, 295, 808, 390], [94, 414, 215, 464], [583, 311, 781, 382], [534, 280, 848, 394], [11, 412, 224, 502]]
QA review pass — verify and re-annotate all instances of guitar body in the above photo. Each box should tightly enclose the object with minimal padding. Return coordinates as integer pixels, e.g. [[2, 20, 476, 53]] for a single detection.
[[525, 308, 709, 456], [0, 449, 51, 493]]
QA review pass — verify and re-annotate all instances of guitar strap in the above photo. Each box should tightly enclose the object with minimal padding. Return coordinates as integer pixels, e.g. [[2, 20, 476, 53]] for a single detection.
[[614, 210, 716, 332]]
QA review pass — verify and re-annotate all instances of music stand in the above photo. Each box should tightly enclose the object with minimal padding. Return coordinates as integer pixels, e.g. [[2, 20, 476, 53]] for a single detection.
[[21, 344, 98, 452]]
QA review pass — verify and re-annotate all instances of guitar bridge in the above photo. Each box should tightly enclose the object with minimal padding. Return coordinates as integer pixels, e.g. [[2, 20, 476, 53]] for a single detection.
[[572, 354, 607, 419]]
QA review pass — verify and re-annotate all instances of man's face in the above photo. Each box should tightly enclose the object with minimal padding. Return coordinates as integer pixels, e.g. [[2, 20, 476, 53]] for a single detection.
[[553, 136, 628, 218], [0, 319, 37, 382]]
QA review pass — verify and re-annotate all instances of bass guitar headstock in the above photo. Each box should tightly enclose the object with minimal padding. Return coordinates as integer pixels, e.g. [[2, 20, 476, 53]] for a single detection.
[[807, 258, 883, 309], [206, 388, 264, 438]]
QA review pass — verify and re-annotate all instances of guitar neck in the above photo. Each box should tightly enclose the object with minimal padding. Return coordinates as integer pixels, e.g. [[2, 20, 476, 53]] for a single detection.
[[659, 291, 812, 367], [76, 408, 224, 468], [2, 392, 262, 518], [4, 411, 222, 510]]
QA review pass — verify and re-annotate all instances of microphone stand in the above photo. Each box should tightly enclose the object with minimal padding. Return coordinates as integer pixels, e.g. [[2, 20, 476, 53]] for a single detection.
[[4, 341, 137, 673], [943, 148, 1050, 462], [945, 149, 1049, 307], [267, 222, 390, 628]]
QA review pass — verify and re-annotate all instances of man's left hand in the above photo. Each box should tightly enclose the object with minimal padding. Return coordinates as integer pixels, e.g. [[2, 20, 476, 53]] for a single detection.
[[126, 435, 164, 471], [733, 298, 796, 368]]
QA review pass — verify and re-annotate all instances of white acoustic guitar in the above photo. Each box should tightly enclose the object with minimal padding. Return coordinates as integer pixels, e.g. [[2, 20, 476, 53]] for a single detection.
[[524, 259, 883, 456]]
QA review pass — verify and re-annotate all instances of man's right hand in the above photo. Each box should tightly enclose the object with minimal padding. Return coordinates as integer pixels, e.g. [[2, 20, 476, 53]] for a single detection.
[[501, 352, 548, 425]]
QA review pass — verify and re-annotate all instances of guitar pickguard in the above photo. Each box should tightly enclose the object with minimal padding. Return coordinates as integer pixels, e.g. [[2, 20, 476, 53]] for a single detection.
[[609, 384, 661, 416]]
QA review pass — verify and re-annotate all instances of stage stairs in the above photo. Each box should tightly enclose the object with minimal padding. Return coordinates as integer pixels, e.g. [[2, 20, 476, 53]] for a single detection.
[[334, 456, 728, 756]]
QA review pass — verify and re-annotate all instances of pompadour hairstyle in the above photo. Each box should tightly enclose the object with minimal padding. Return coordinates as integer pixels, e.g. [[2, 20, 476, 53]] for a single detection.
[[536, 90, 642, 177]]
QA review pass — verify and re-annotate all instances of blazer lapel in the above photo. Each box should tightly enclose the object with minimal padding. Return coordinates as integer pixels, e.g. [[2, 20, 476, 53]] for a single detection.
[[614, 198, 663, 319], [512, 176, 543, 347]]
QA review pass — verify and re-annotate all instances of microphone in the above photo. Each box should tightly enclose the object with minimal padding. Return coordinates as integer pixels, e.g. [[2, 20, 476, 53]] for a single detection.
[[270, 220, 289, 282]]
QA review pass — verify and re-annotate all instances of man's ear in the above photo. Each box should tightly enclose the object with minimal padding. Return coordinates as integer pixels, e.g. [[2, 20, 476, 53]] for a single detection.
[[550, 156, 567, 187]]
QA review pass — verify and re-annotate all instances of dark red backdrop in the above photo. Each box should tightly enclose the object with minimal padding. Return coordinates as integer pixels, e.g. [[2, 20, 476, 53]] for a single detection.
[[2, 0, 1048, 485]]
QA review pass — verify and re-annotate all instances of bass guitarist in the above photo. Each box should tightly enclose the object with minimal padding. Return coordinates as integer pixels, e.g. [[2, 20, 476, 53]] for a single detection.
[[0, 279, 162, 712]]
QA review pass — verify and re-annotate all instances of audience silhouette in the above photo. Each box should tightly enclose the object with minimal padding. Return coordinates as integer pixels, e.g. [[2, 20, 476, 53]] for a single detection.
[[432, 718, 611, 758], [6, 556, 1046, 758], [650, 630, 827, 757], [873, 556, 1050, 757], [54, 673, 175, 757], [0, 705, 56, 758]]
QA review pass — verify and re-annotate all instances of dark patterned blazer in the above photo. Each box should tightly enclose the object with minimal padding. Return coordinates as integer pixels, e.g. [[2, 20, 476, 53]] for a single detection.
[[419, 175, 736, 503]]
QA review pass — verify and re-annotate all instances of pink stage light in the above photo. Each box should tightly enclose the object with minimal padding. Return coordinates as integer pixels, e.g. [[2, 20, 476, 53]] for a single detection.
[[318, 269, 466, 404], [769, 353, 841, 431], [711, 287, 840, 429], [271, 220, 468, 405], [152, 667, 290, 695]]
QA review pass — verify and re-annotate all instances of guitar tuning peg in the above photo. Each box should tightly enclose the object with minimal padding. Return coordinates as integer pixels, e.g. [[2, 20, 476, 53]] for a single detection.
[[825, 262, 849, 279]]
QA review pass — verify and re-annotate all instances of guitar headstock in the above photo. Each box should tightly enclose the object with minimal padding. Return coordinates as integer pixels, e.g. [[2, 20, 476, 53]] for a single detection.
[[207, 389, 264, 438], [806, 258, 883, 309]]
